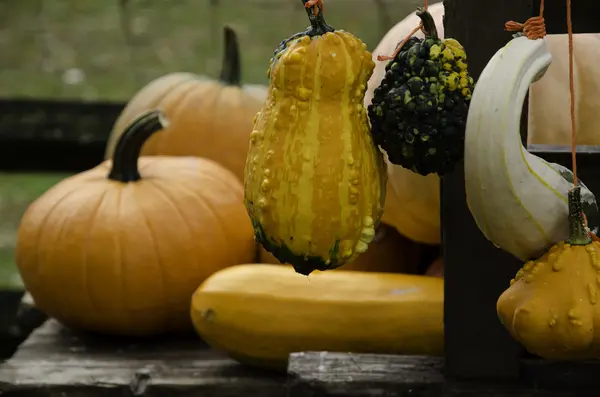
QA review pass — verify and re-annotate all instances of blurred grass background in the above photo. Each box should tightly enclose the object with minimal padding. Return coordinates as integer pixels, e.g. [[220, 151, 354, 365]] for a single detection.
[[0, 0, 425, 289]]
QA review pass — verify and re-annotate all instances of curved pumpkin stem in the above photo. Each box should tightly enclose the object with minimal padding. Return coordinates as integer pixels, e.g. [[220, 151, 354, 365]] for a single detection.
[[108, 110, 169, 183], [220, 26, 241, 86]]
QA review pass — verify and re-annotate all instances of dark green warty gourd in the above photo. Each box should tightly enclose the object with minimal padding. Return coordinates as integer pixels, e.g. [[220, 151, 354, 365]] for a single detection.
[[368, 8, 475, 176]]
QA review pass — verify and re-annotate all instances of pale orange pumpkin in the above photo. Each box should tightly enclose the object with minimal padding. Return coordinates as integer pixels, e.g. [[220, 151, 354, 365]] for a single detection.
[[259, 223, 423, 274], [16, 110, 255, 336], [104, 26, 267, 182]]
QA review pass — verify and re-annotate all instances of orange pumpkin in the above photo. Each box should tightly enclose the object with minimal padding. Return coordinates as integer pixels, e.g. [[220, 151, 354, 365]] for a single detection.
[[104, 26, 267, 182], [259, 223, 422, 274], [16, 110, 255, 336]]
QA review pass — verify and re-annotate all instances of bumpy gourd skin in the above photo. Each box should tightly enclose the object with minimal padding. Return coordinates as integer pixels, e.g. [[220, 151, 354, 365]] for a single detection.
[[368, 9, 474, 176], [497, 241, 600, 359], [497, 187, 600, 359], [244, 30, 387, 276]]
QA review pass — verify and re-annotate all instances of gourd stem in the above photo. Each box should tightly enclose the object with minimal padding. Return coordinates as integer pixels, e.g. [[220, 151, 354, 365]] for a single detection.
[[416, 8, 438, 41], [108, 110, 168, 183], [566, 186, 592, 245], [300, 0, 335, 36], [219, 26, 241, 86]]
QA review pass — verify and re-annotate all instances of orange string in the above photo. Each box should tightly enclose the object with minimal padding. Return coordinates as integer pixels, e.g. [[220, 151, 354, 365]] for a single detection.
[[304, 0, 324, 16], [566, 0, 577, 186], [505, 0, 546, 39], [564, 0, 594, 241], [376, 0, 430, 62]]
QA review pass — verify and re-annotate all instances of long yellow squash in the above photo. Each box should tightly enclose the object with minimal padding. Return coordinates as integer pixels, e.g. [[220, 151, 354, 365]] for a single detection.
[[190, 264, 444, 371], [244, 3, 387, 275]]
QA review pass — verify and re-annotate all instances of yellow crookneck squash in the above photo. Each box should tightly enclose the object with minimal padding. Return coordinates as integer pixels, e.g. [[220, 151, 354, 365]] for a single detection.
[[16, 110, 255, 336], [244, 0, 387, 275], [105, 26, 266, 182], [498, 186, 600, 360], [190, 264, 444, 371]]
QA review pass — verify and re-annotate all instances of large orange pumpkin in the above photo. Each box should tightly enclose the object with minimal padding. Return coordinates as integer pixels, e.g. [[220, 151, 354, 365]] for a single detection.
[[104, 26, 267, 182], [16, 110, 255, 336]]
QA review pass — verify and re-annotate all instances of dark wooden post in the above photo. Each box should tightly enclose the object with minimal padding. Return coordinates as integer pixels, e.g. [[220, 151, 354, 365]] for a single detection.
[[442, 0, 533, 381], [443, 0, 600, 381]]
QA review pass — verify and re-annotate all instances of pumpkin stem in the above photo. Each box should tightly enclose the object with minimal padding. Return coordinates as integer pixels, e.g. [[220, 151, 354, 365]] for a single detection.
[[220, 26, 241, 86], [301, 0, 335, 36], [108, 110, 169, 183], [566, 186, 592, 245], [416, 8, 438, 40]]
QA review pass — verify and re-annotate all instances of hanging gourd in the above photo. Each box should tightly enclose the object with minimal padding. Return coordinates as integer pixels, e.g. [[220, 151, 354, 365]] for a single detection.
[[365, 3, 444, 245], [16, 110, 256, 336], [368, 6, 474, 176], [244, 0, 387, 275], [464, 34, 599, 261], [105, 26, 266, 182], [497, 187, 600, 359]]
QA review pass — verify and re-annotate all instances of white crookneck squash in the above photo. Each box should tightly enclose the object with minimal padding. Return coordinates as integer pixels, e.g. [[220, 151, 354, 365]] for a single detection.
[[464, 36, 600, 261]]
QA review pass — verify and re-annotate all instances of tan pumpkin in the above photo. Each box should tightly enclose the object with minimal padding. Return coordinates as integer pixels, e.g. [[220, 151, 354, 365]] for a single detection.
[[366, 4, 600, 250], [105, 26, 267, 182], [527, 33, 600, 146], [16, 110, 255, 336], [259, 223, 422, 274]]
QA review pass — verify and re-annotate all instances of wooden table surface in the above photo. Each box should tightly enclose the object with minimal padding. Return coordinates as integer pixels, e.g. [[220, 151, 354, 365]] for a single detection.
[[0, 319, 286, 397]]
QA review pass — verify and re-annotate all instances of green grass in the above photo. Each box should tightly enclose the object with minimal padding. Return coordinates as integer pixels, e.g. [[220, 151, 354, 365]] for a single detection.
[[0, 173, 70, 289], [0, 0, 423, 287]]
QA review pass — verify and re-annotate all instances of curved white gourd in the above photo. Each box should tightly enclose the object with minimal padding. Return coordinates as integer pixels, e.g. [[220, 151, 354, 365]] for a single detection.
[[465, 37, 599, 261]]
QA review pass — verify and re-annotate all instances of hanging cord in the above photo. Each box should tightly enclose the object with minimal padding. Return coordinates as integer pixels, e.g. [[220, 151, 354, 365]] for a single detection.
[[564, 0, 599, 242], [564, 0, 598, 242], [505, 0, 546, 39], [376, 0, 429, 62], [566, 0, 577, 187]]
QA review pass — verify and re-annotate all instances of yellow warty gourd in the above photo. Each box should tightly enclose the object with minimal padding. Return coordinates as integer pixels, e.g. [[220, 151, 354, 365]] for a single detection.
[[497, 187, 600, 359], [190, 264, 444, 371], [244, 3, 387, 275]]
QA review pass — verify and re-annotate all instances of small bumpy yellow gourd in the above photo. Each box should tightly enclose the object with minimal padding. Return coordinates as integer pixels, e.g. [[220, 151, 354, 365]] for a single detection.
[[497, 186, 600, 359], [244, 0, 387, 275]]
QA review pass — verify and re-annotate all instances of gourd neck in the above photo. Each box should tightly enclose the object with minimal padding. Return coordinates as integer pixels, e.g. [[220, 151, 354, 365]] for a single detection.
[[219, 26, 242, 86], [300, 0, 334, 36], [416, 8, 438, 41], [107, 110, 168, 183], [566, 186, 592, 245]]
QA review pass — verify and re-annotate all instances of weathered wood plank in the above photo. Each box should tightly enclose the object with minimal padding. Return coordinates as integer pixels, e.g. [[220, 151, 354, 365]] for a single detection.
[[287, 352, 600, 397], [287, 351, 443, 397], [0, 319, 286, 397]]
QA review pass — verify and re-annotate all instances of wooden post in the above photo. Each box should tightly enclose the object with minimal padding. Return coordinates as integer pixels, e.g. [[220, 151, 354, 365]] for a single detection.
[[441, 0, 533, 380]]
